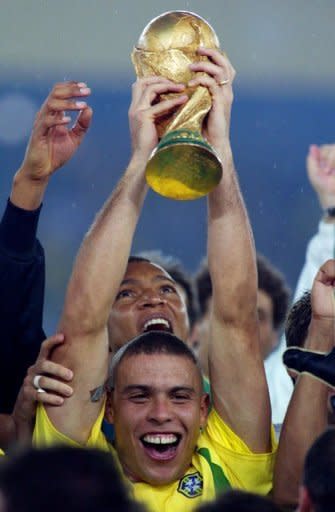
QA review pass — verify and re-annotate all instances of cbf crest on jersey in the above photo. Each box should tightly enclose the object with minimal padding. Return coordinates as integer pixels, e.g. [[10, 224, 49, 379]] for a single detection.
[[177, 471, 203, 498]]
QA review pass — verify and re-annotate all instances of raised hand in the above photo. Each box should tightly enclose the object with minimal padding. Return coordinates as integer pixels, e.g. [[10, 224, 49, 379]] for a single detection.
[[19, 81, 92, 181], [307, 144, 335, 209], [128, 76, 187, 161], [188, 48, 236, 157], [311, 259, 335, 320], [11, 81, 93, 210]]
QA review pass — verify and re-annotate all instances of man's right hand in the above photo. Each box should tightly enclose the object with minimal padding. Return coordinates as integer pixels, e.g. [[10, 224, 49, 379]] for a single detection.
[[307, 144, 335, 209]]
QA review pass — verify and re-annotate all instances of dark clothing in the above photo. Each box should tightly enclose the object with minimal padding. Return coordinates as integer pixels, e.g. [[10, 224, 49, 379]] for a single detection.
[[0, 200, 46, 413]]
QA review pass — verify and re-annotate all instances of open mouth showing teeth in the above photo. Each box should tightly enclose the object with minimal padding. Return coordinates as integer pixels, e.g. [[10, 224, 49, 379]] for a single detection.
[[143, 318, 172, 333], [141, 434, 181, 457]]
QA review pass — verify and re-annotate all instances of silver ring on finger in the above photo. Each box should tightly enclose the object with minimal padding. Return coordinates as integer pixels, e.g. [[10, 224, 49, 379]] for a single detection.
[[33, 374, 43, 390], [33, 374, 45, 392]]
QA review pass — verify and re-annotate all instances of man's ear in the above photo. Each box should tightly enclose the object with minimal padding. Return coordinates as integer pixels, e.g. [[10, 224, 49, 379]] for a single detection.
[[298, 485, 313, 512], [104, 391, 115, 424], [200, 393, 210, 429]]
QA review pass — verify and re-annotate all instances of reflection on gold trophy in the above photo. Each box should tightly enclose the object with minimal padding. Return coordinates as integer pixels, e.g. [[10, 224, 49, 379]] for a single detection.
[[132, 10, 223, 200]]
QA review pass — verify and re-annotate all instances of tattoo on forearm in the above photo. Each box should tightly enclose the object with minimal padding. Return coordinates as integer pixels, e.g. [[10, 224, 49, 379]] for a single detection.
[[90, 385, 105, 402]]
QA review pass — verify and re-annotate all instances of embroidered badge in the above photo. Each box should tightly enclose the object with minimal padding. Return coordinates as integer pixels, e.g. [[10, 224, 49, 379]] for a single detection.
[[177, 472, 203, 498]]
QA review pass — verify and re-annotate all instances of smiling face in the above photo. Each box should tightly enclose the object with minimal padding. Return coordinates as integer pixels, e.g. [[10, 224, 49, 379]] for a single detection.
[[108, 261, 190, 352], [106, 352, 208, 485]]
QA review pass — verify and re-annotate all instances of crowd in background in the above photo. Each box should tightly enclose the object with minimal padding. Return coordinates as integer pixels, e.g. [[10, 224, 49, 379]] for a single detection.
[[0, 47, 334, 512]]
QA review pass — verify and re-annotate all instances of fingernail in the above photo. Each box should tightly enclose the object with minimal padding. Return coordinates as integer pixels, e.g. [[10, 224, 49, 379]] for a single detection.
[[77, 82, 87, 88], [79, 87, 91, 95], [75, 101, 87, 108], [66, 370, 73, 380], [62, 116, 71, 123], [56, 397, 64, 405], [66, 388, 73, 397]]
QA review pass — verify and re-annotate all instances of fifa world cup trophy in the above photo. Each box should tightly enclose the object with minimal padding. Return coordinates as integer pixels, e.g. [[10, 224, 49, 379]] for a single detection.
[[132, 11, 223, 200]]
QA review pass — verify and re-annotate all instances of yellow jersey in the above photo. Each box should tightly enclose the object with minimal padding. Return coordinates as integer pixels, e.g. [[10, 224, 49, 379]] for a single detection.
[[33, 404, 276, 512]]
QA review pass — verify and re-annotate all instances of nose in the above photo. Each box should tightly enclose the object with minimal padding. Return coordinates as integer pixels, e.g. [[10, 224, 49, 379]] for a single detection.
[[138, 289, 166, 308], [147, 396, 173, 425]]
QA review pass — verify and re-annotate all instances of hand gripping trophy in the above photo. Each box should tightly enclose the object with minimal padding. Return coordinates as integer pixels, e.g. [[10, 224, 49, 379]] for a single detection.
[[132, 11, 223, 200]]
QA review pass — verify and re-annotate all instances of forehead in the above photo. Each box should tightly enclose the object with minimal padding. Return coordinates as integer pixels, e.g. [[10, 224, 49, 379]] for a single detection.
[[115, 352, 202, 391], [124, 261, 173, 281]]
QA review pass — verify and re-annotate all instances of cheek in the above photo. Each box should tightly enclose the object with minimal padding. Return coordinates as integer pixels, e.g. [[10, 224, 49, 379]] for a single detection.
[[113, 414, 135, 445], [178, 406, 201, 433], [109, 308, 133, 334], [115, 404, 146, 432]]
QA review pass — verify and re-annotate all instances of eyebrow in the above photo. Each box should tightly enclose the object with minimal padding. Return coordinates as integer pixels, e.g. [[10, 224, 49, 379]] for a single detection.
[[170, 386, 196, 395], [119, 275, 177, 287], [121, 385, 151, 395], [121, 385, 196, 395]]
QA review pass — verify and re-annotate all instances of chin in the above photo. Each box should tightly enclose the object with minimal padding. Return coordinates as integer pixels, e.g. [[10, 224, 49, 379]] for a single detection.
[[140, 462, 186, 486]]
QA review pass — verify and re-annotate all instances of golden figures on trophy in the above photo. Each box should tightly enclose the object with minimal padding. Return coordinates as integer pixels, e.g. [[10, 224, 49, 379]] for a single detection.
[[132, 10, 223, 200]]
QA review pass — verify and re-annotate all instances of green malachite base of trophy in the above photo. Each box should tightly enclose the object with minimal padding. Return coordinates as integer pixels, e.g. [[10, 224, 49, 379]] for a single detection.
[[145, 129, 223, 200]]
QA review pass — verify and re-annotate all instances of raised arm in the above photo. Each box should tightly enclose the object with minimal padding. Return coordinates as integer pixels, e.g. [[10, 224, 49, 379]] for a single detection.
[[189, 49, 271, 452], [273, 259, 335, 507], [10, 81, 92, 210], [295, 143, 335, 300], [46, 78, 188, 442], [0, 82, 92, 414]]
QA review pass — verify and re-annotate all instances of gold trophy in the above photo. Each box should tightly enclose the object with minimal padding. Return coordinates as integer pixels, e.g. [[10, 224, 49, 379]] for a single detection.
[[132, 10, 223, 200]]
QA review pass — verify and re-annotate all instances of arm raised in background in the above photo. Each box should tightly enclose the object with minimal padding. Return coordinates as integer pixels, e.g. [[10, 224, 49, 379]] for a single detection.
[[189, 49, 271, 453], [0, 82, 92, 414], [273, 259, 335, 507], [46, 78, 188, 442], [10, 80, 92, 210], [295, 143, 335, 301], [308, 144, 335, 212], [265, 143, 335, 428]]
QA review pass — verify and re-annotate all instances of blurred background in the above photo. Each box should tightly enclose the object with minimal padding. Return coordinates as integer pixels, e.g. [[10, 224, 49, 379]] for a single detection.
[[1, 0, 335, 332]]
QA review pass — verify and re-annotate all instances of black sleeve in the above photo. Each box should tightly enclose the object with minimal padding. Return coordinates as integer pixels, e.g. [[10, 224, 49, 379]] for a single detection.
[[0, 200, 46, 413]]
